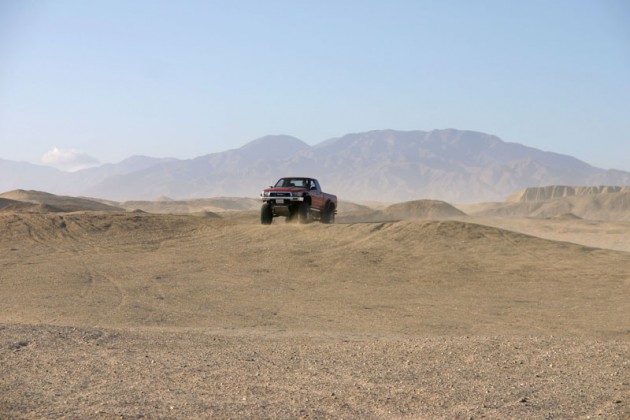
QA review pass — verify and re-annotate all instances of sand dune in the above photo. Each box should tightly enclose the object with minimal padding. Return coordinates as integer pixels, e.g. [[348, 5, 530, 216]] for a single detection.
[[338, 199, 466, 223], [120, 197, 259, 214], [6, 186, 628, 221], [465, 216, 630, 254], [118, 197, 376, 215], [1, 210, 628, 418], [0, 190, 124, 213], [383, 199, 466, 219]]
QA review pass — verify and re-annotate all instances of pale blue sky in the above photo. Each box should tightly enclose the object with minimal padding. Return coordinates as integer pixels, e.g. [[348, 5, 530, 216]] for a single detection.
[[1, 0, 629, 171]]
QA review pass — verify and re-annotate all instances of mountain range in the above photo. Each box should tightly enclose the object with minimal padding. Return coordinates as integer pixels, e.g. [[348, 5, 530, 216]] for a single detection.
[[2, 129, 629, 202]]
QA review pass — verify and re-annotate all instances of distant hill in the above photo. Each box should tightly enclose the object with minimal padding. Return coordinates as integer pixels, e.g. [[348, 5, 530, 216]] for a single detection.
[[0, 155, 174, 198], [0, 190, 124, 213], [0, 158, 68, 193], [469, 185, 630, 221], [0, 197, 46, 213], [2, 130, 629, 202], [507, 185, 630, 202]]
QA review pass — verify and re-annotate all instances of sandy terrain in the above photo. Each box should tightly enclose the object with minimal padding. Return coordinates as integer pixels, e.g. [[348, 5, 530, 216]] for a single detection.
[[459, 188, 630, 222], [1, 210, 629, 418], [463, 216, 630, 254]]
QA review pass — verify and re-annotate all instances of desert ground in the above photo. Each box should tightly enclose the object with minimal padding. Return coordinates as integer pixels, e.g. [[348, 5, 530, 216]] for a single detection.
[[1, 195, 629, 418]]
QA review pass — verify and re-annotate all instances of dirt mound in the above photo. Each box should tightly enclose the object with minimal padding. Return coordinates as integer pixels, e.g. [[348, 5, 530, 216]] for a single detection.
[[553, 212, 583, 220], [190, 210, 222, 219], [121, 197, 259, 214], [336, 200, 374, 213], [336, 209, 385, 223], [0, 211, 214, 243], [2, 214, 629, 418], [337, 200, 466, 223], [2, 216, 627, 335], [0, 190, 124, 212], [383, 199, 466, 220]]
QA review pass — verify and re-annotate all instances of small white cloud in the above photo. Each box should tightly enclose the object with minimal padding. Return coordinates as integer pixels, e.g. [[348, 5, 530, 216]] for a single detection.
[[41, 147, 100, 172]]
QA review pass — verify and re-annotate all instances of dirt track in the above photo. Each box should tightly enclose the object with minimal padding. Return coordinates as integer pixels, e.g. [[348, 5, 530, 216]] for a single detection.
[[1, 212, 629, 418]]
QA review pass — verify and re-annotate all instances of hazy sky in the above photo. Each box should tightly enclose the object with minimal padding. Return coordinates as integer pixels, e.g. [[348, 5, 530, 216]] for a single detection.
[[1, 0, 629, 171]]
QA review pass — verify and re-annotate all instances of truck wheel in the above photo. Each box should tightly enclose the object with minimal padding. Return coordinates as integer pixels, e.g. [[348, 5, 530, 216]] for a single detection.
[[321, 202, 336, 224], [261, 203, 273, 225], [297, 202, 310, 224]]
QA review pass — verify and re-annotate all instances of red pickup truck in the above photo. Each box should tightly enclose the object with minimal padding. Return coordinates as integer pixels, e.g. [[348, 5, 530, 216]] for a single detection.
[[260, 177, 337, 224]]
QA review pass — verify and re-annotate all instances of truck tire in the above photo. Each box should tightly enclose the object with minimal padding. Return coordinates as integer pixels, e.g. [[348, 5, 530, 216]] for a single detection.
[[261, 203, 273, 225], [321, 202, 336, 224], [297, 202, 310, 224]]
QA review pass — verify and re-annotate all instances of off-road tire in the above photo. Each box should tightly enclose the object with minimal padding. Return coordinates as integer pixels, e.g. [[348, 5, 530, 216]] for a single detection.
[[297, 202, 310, 224], [260, 203, 273, 225], [321, 202, 336, 224]]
